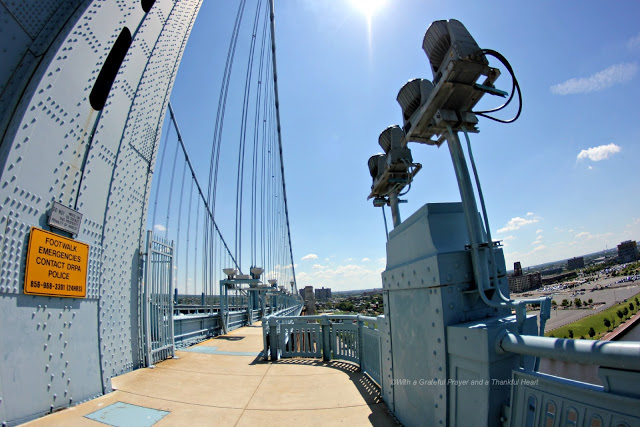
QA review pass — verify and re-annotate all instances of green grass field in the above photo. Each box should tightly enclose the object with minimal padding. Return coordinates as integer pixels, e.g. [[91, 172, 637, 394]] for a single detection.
[[546, 291, 640, 340]]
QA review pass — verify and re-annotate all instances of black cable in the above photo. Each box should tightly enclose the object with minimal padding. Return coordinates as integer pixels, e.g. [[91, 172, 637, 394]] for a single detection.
[[235, 0, 264, 268], [250, 4, 270, 267], [471, 48, 522, 123]]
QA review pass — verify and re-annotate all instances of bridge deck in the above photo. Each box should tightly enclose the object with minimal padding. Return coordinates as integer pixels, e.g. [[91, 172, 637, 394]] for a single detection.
[[24, 323, 397, 426]]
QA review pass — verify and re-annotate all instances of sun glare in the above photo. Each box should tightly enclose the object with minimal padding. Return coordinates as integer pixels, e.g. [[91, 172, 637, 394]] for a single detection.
[[348, 0, 387, 61], [349, 0, 386, 20]]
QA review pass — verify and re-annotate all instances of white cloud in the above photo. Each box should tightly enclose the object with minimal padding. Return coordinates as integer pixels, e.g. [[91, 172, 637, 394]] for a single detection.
[[526, 212, 534, 217], [153, 224, 166, 232], [343, 257, 353, 262], [551, 63, 637, 95], [588, 165, 593, 170], [312, 264, 326, 270], [577, 143, 621, 162], [536, 229, 543, 234], [628, 33, 640, 50], [497, 216, 540, 233], [575, 231, 591, 239], [301, 253, 318, 260], [532, 235, 543, 245], [361, 257, 370, 262], [295, 263, 385, 292]]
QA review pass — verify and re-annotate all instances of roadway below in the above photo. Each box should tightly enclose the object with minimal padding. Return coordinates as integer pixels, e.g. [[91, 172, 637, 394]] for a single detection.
[[24, 322, 397, 426]]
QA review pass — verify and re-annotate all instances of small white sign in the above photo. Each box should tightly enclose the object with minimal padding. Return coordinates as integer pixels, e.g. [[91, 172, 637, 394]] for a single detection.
[[48, 202, 83, 235]]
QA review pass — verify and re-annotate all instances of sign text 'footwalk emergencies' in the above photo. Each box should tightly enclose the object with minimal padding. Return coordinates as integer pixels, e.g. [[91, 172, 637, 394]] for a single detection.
[[24, 227, 89, 298]]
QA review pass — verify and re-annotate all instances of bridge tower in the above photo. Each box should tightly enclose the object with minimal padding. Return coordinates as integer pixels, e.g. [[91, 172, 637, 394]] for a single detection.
[[0, 0, 202, 423]]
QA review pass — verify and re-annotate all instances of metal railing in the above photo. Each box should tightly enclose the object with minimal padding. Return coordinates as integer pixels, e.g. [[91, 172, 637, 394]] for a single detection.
[[143, 231, 176, 366], [497, 332, 640, 425], [263, 314, 384, 386], [174, 303, 302, 348]]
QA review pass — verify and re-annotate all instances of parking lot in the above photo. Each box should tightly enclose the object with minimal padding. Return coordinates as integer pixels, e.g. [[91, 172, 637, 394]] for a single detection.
[[517, 275, 640, 332]]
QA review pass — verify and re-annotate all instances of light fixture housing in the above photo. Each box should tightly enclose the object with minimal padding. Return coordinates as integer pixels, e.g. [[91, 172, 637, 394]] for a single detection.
[[368, 126, 421, 200], [397, 78, 435, 133], [223, 268, 237, 279], [422, 19, 487, 85], [250, 267, 264, 279]]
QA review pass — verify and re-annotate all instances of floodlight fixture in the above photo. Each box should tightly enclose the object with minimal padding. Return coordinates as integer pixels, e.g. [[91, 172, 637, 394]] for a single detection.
[[368, 153, 386, 180], [368, 125, 421, 200], [397, 79, 434, 135], [223, 268, 237, 279], [399, 19, 508, 145], [268, 279, 277, 288], [380, 125, 412, 165], [422, 19, 487, 85]]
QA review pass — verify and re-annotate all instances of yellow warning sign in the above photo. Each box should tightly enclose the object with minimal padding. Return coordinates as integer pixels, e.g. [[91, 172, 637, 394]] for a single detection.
[[24, 227, 89, 298]]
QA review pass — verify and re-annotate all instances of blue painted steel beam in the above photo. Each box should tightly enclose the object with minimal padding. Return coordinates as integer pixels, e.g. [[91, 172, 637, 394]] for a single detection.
[[499, 332, 640, 371]]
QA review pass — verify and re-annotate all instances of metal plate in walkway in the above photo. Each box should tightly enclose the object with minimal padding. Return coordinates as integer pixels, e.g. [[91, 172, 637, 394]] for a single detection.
[[85, 402, 169, 427]]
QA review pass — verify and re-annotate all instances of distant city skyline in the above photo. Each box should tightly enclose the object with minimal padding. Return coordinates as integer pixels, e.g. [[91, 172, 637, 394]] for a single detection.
[[170, 1, 640, 292]]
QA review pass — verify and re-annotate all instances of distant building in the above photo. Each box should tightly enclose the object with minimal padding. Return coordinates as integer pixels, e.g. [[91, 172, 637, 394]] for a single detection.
[[567, 256, 584, 270], [541, 267, 563, 276], [541, 271, 578, 286], [513, 262, 522, 277], [315, 287, 332, 300], [303, 285, 316, 315], [617, 240, 639, 264], [508, 271, 541, 293], [363, 289, 383, 296]]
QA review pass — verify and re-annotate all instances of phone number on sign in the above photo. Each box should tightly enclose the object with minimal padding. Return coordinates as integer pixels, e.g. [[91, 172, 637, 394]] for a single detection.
[[29, 280, 81, 292]]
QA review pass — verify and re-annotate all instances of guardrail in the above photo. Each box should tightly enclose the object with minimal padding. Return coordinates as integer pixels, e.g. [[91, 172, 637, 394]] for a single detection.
[[262, 314, 383, 386], [497, 333, 640, 425], [174, 304, 303, 348]]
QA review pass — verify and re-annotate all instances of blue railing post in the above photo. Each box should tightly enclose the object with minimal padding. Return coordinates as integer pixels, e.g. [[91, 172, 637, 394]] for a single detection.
[[321, 315, 331, 361], [269, 317, 279, 361], [357, 315, 364, 369]]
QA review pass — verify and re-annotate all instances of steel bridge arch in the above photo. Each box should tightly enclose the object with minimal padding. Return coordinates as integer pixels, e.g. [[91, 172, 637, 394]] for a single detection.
[[0, 0, 204, 423]]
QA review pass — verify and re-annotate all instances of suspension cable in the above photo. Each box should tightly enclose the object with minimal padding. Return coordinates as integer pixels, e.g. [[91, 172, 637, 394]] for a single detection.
[[268, 0, 297, 291], [168, 103, 239, 271]]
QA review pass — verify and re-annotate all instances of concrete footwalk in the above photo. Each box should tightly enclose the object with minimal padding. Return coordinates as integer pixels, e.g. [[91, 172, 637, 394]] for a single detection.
[[25, 323, 398, 426]]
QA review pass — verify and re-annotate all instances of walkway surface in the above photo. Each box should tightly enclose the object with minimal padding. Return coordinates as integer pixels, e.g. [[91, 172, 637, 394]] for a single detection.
[[24, 323, 398, 426]]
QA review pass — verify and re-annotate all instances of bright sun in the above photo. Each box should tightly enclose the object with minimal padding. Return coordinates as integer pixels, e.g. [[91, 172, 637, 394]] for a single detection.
[[349, 0, 386, 19]]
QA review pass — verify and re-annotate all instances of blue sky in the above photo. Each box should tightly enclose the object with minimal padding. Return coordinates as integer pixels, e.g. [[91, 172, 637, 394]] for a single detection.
[[169, 0, 640, 292]]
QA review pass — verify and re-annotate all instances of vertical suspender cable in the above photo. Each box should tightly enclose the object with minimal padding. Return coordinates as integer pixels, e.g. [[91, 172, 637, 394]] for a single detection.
[[164, 136, 180, 238], [185, 178, 194, 294], [268, 0, 297, 290], [168, 103, 239, 271], [151, 124, 172, 228], [174, 161, 187, 294], [235, 0, 263, 270]]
